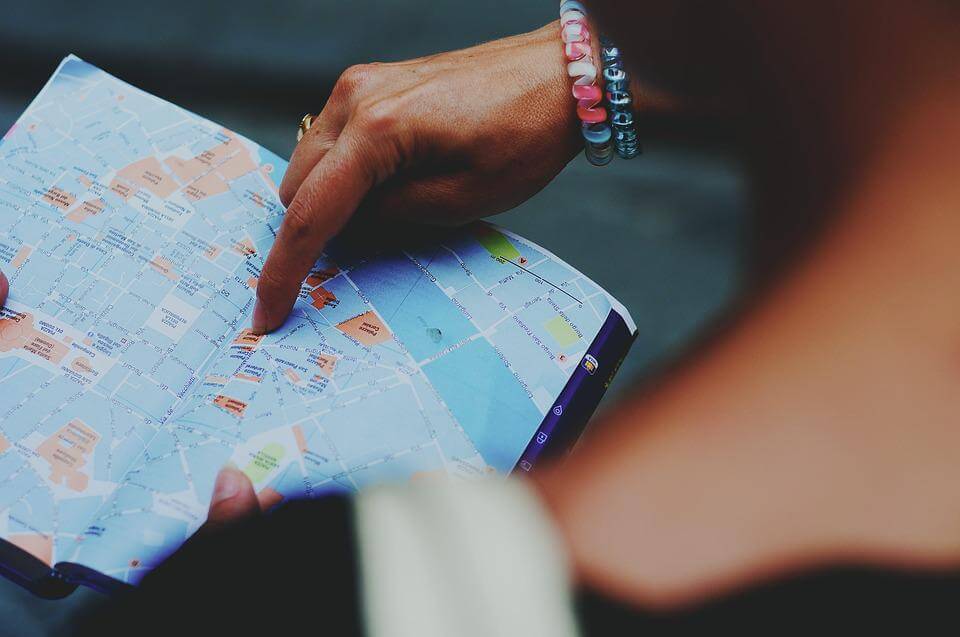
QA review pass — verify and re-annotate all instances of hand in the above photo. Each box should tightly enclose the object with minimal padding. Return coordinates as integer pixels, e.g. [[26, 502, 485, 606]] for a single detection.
[[252, 24, 581, 333], [204, 465, 273, 531]]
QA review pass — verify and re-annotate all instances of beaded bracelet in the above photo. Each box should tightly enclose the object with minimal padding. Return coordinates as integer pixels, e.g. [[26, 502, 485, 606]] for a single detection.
[[559, 0, 613, 166], [600, 38, 641, 159]]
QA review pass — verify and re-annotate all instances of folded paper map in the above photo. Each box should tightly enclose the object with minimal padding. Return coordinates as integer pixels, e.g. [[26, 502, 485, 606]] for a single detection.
[[0, 55, 636, 597]]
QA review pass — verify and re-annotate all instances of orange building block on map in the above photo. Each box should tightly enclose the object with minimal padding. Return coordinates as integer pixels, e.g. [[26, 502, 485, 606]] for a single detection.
[[42, 186, 75, 210], [117, 156, 177, 198], [336, 311, 391, 347], [232, 328, 264, 351], [10, 245, 32, 269], [37, 419, 100, 492], [314, 353, 338, 378], [0, 311, 69, 364], [214, 395, 248, 418], [308, 286, 338, 311]]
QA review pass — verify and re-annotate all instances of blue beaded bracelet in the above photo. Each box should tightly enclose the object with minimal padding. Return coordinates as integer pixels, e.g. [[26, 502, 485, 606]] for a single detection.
[[600, 38, 641, 159]]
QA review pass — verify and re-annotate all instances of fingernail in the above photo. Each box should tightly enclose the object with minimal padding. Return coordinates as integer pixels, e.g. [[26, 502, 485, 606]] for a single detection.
[[251, 301, 267, 335], [212, 465, 243, 505]]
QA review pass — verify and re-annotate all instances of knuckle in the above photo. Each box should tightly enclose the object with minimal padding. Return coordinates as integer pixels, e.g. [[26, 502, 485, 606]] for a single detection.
[[282, 196, 315, 239], [257, 266, 277, 305], [335, 64, 373, 97], [278, 181, 296, 207], [255, 265, 290, 303], [355, 96, 403, 135]]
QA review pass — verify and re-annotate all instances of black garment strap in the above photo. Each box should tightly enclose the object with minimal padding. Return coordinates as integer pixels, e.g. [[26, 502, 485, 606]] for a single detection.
[[75, 496, 364, 636]]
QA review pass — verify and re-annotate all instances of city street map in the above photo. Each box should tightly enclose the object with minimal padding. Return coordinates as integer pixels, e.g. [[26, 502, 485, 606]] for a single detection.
[[0, 56, 636, 594]]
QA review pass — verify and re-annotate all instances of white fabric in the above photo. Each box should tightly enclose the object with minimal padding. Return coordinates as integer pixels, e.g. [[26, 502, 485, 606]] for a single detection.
[[356, 478, 580, 637]]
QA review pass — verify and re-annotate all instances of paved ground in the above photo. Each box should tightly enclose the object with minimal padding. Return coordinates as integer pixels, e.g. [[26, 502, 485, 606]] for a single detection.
[[0, 1, 747, 632]]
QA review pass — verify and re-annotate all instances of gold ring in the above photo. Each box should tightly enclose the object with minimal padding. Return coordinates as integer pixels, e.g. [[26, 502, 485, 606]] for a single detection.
[[297, 113, 317, 142]]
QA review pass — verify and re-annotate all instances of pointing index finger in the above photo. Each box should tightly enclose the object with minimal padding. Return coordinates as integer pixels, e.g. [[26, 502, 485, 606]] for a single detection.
[[253, 132, 376, 334]]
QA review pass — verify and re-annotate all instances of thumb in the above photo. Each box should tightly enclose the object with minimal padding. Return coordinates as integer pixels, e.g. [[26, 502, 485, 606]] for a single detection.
[[206, 465, 260, 529], [0, 269, 8, 307]]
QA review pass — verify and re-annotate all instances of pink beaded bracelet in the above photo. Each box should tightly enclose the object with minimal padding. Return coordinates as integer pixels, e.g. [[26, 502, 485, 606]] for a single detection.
[[559, 0, 613, 166]]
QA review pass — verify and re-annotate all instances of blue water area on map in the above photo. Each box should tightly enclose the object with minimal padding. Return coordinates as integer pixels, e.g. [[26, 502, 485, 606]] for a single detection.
[[422, 337, 543, 473], [405, 372, 478, 461], [348, 253, 478, 362]]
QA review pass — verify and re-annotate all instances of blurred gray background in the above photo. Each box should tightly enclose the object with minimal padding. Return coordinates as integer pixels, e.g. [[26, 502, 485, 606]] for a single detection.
[[0, 1, 747, 632]]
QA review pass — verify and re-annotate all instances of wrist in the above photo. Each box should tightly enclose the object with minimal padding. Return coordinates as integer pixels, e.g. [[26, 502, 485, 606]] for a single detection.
[[528, 22, 585, 161]]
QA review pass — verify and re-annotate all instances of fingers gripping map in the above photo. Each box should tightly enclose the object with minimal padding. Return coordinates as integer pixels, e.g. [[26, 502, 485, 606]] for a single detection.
[[0, 56, 635, 589]]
